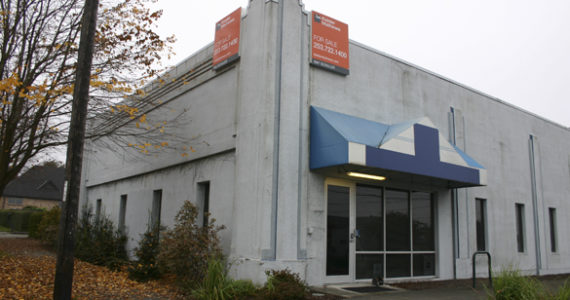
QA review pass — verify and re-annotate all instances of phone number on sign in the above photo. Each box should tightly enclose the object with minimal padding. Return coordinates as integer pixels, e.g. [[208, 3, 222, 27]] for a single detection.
[[313, 42, 347, 59], [312, 34, 347, 59]]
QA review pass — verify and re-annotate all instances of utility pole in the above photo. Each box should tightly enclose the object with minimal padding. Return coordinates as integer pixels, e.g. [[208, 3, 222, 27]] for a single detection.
[[53, 0, 99, 299]]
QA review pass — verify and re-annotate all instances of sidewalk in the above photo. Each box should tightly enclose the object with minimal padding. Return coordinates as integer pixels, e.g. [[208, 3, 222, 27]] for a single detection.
[[313, 283, 488, 300], [314, 274, 569, 299], [349, 286, 487, 300], [0, 231, 28, 238]]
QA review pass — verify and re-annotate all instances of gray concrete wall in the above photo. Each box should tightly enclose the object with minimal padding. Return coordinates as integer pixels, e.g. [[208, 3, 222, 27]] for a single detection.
[[81, 0, 570, 286], [84, 151, 235, 255], [305, 36, 570, 281]]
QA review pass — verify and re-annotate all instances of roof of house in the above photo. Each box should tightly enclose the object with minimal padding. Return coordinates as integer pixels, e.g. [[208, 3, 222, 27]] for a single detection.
[[3, 165, 65, 201]]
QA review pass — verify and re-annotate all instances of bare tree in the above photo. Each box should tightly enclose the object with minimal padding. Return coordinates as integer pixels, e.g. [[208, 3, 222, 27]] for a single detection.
[[0, 0, 174, 196]]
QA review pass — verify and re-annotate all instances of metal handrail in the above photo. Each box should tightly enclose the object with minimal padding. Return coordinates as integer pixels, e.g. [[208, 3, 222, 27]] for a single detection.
[[472, 251, 493, 289]]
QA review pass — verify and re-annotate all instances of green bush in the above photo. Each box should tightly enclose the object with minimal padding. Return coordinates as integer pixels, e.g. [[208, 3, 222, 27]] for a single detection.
[[0, 210, 10, 228], [260, 269, 309, 300], [128, 223, 162, 282], [157, 200, 225, 289], [0, 207, 45, 233], [490, 268, 545, 300], [192, 259, 257, 300], [36, 206, 61, 247], [75, 205, 128, 270], [28, 211, 45, 238]]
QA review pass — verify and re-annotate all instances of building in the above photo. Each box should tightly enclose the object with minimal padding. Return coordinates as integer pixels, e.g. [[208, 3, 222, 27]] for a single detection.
[[80, 0, 570, 286], [2, 165, 64, 210]]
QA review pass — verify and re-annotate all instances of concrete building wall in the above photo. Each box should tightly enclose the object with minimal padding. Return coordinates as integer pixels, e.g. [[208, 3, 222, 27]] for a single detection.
[[80, 0, 570, 286], [84, 151, 235, 255], [305, 36, 570, 280]]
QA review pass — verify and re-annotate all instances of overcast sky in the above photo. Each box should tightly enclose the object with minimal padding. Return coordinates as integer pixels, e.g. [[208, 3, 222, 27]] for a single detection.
[[151, 0, 570, 127]]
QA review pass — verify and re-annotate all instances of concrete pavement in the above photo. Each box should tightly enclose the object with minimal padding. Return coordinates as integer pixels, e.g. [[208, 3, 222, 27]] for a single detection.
[[0, 231, 28, 238], [313, 283, 488, 300]]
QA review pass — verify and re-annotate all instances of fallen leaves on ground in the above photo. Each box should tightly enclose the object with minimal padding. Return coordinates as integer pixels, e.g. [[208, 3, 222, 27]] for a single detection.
[[0, 238, 184, 299]]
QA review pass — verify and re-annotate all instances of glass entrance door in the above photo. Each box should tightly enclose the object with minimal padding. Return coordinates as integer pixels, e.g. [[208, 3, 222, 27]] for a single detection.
[[326, 182, 436, 282], [355, 185, 383, 279]]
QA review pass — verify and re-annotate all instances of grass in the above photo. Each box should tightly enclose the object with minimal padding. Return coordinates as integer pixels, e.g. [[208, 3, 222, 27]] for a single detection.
[[0, 225, 10, 232], [192, 259, 256, 300], [489, 268, 570, 300]]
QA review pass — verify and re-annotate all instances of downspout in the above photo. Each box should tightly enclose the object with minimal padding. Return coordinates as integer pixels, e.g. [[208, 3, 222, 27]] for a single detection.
[[529, 135, 541, 275], [450, 107, 458, 279], [297, 9, 307, 260], [266, 0, 285, 261]]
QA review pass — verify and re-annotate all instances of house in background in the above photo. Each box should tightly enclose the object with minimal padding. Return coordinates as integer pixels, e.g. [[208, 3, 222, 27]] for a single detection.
[[1, 165, 65, 210]]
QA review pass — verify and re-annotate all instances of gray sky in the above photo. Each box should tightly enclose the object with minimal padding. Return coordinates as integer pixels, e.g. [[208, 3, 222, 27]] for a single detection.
[[152, 0, 570, 127]]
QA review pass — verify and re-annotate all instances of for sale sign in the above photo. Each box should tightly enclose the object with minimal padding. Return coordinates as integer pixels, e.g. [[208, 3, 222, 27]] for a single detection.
[[311, 11, 349, 75], [213, 8, 241, 69]]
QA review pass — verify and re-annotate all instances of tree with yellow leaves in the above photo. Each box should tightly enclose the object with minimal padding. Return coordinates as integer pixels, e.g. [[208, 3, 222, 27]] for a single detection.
[[0, 0, 174, 196]]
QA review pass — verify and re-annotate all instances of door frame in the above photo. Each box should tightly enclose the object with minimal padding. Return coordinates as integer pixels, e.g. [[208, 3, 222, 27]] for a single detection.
[[324, 178, 356, 283], [324, 179, 438, 283]]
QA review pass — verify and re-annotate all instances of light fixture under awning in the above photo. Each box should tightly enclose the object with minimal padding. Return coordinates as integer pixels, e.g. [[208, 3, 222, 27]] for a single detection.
[[310, 106, 487, 188]]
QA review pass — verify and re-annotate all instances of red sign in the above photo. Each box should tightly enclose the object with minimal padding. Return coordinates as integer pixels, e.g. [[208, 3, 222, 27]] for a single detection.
[[311, 11, 349, 75], [213, 8, 241, 69]]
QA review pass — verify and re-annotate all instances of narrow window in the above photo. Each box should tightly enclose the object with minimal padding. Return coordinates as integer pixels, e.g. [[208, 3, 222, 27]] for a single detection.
[[515, 203, 525, 252], [119, 194, 127, 233], [197, 182, 210, 227], [549, 208, 557, 253], [475, 198, 487, 251], [326, 185, 350, 276], [95, 199, 102, 223], [152, 190, 162, 230]]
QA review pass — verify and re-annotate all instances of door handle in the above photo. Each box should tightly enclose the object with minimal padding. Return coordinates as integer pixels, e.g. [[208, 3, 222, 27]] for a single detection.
[[350, 229, 360, 242]]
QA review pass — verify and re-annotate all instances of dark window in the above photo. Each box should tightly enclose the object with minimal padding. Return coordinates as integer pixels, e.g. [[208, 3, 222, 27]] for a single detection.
[[356, 254, 383, 280], [198, 182, 210, 227], [7, 197, 23, 205], [413, 254, 435, 276], [475, 198, 486, 251], [549, 208, 557, 253], [515, 203, 525, 252], [326, 185, 350, 276], [412, 192, 434, 251], [152, 190, 162, 230], [386, 254, 411, 277], [119, 195, 127, 233], [386, 190, 410, 251], [356, 185, 383, 252], [95, 199, 102, 223]]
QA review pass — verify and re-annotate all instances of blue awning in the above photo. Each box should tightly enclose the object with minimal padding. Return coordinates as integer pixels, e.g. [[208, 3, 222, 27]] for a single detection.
[[310, 106, 486, 188]]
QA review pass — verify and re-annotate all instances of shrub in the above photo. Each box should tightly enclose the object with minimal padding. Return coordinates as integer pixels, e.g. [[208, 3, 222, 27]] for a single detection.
[[36, 206, 61, 247], [490, 268, 545, 300], [128, 223, 162, 282], [0, 210, 10, 228], [157, 200, 225, 289], [260, 269, 309, 300], [192, 259, 257, 300], [28, 210, 45, 238], [75, 205, 128, 270]]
